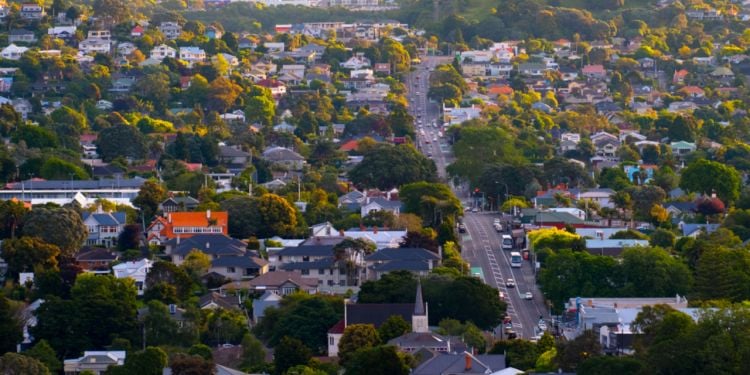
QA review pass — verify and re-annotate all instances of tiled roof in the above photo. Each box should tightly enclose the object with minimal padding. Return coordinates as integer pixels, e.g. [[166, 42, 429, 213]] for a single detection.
[[366, 248, 440, 261], [166, 211, 228, 227], [244, 270, 318, 289], [168, 234, 246, 257], [277, 245, 334, 257], [346, 303, 414, 328], [211, 255, 268, 268]]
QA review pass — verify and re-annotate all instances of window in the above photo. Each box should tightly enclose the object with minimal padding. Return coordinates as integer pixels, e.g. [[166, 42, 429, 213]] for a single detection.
[[329, 337, 334, 345], [302, 256, 310, 262], [227, 267, 236, 273], [301, 269, 309, 275], [319, 269, 326, 275], [282, 287, 295, 295]]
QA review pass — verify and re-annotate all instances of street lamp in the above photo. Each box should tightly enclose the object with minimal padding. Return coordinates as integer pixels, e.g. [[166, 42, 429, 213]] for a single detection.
[[495, 181, 508, 212]]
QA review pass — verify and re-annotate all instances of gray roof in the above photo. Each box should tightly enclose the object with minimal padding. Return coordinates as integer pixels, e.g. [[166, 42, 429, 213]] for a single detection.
[[346, 303, 414, 328], [370, 260, 433, 272], [167, 234, 246, 257], [412, 352, 505, 374], [211, 255, 268, 269], [262, 147, 304, 161], [277, 245, 334, 257], [219, 145, 251, 158], [280, 259, 335, 270], [6, 177, 145, 190], [365, 197, 402, 209], [82, 212, 127, 226], [366, 248, 440, 261], [244, 270, 318, 289]]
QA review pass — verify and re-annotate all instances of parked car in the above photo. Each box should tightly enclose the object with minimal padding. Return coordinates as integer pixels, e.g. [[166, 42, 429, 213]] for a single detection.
[[494, 223, 503, 232], [524, 292, 533, 300], [458, 224, 467, 233], [538, 320, 547, 331], [506, 278, 515, 288]]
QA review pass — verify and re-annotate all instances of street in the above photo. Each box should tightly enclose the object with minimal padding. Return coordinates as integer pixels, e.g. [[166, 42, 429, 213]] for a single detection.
[[407, 56, 550, 339]]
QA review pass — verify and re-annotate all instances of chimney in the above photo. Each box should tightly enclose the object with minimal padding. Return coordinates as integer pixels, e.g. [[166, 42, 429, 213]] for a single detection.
[[339, 229, 345, 236], [464, 353, 472, 371], [168, 214, 172, 223], [176, 235, 181, 245], [169, 304, 177, 315], [206, 242, 210, 249], [373, 226, 378, 234], [207, 209, 211, 219]]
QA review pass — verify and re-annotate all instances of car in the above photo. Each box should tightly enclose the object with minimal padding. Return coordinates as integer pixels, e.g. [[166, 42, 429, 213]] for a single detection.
[[425, 140, 431, 144], [458, 224, 467, 233], [506, 279, 515, 288], [494, 223, 503, 232], [524, 292, 533, 300], [493, 218, 501, 224], [427, 152, 433, 157], [538, 321, 547, 331], [471, 207, 479, 213], [504, 322, 513, 331], [498, 291, 506, 300]]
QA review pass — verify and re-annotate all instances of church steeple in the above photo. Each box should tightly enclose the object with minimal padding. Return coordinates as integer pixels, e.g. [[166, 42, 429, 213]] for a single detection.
[[412, 278, 428, 333]]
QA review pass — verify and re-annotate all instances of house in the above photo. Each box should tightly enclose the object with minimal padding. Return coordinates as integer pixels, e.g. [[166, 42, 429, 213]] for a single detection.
[[20, 3, 45, 19], [112, 259, 153, 295], [159, 22, 183, 40], [146, 210, 229, 245], [591, 131, 620, 158], [131, 25, 145, 37], [664, 201, 696, 218], [585, 239, 649, 256], [1, 44, 29, 60], [360, 197, 401, 217], [571, 188, 615, 209], [219, 145, 251, 165], [179, 47, 206, 65], [48, 26, 77, 39], [117, 42, 137, 56], [210, 255, 269, 280], [582, 64, 607, 79], [365, 247, 441, 280], [262, 146, 305, 171], [159, 196, 200, 213], [252, 290, 282, 322], [673, 69, 688, 84], [198, 291, 242, 310], [679, 86, 705, 98], [150, 44, 177, 60], [8, 29, 36, 44], [274, 243, 366, 289], [711, 66, 734, 78], [327, 293, 418, 356], [0, 179, 142, 207], [256, 79, 287, 98], [75, 247, 119, 272], [681, 223, 720, 238], [623, 164, 656, 184], [205, 25, 223, 39], [82, 211, 127, 247], [670, 141, 697, 156], [88, 30, 111, 40], [233, 270, 319, 295], [340, 53, 371, 69], [412, 352, 507, 375], [164, 234, 247, 265], [79, 38, 111, 54], [64, 351, 126, 375]]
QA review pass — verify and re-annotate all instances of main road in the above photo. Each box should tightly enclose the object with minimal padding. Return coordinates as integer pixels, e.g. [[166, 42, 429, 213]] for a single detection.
[[407, 56, 550, 339]]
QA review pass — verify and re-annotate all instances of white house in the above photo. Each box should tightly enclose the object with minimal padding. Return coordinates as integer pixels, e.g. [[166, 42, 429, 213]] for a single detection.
[[150, 44, 177, 60], [361, 197, 401, 217], [179, 47, 206, 66], [159, 22, 182, 40], [64, 351, 126, 375], [1, 44, 29, 60], [82, 211, 127, 248], [112, 259, 153, 296], [48, 26, 76, 38], [340, 53, 371, 69], [79, 38, 111, 54]]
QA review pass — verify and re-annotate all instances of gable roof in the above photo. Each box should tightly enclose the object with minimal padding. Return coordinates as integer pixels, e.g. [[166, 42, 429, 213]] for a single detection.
[[166, 211, 228, 228], [243, 270, 318, 289], [346, 303, 414, 328], [413, 352, 506, 374], [262, 146, 304, 161], [211, 255, 268, 269], [199, 292, 240, 309], [276, 244, 334, 257], [366, 248, 440, 261], [82, 211, 127, 226], [167, 234, 246, 257]]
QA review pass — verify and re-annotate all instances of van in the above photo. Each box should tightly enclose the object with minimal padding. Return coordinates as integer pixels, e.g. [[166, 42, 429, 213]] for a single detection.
[[502, 235, 513, 250]]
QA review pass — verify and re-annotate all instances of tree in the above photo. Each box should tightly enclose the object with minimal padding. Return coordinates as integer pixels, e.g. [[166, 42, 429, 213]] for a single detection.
[[378, 315, 410, 342], [422, 275, 506, 329], [12, 125, 58, 149], [597, 167, 631, 191], [181, 249, 211, 280], [358, 271, 417, 304], [97, 125, 147, 162], [145, 261, 193, 301], [23, 340, 61, 374], [134, 72, 171, 111], [400, 230, 439, 253], [143, 301, 181, 346], [220, 197, 257, 238], [619, 246, 692, 297], [349, 144, 437, 189], [649, 228, 676, 248], [118, 224, 142, 251], [0, 199, 28, 239], [333, 238, 376, 286], [680, 159, 741, 203], [399, 182, 462, 227], [255, 193, 297, 238], [448, 127, 523, 186], [255, 294, 342, 353], [1, 237, 60, 279], [344, 345, 411, 375], [241, 334, 266, 369], [133, 180, 168, 221], [207, 77, 242, 113], [578, 356, 644, 375], [22, 208, 87, 258], [39, 157, 88, 180], [556, 330, 602, 371], [93, 0, 130, 23], [0, 296, 21, 354], [169, 354, 214, 375], [245, 90, 276, 126], [0, 353, 49, 375], [273, 337, 312, 375], [108, 347, 168, 375], [338, 324, 381, 366]]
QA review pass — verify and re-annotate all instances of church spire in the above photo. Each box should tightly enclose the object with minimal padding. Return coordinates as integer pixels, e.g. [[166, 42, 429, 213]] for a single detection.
[[414, 278, 425, 316], [412, 278, 428, 333]]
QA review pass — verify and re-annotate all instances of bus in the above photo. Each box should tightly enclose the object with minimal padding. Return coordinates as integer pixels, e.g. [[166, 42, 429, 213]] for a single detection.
[[510, 252, 522, 268], [471, 266, 485, 283]]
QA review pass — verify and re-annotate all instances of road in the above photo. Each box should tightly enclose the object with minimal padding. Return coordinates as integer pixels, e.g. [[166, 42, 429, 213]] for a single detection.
[[407, 56, 550, 339]]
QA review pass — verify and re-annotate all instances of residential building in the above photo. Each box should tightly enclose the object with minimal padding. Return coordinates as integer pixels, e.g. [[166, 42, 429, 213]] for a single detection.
[[159, 22, 183, 40], [159, 196, 200, 213], [146, 210, 229, 245], [179, 47, 206, 65], [219, 145, 251, 165], [582, 64, 607, 79], [670, 141, 697, 156], [230, 270, 319, 296], [88, 30, 111, 40], [1, 44, 29, 60], [150, 44, 177, 60], [412, 352, 507, 375], [20, 3, 45, 19], [252, 291, 282, 322], [360, 197, 401, 217], [112, 259, 153, 295], [163, 234, 247, 265], [365, 247, 441, 280], [585, 239, 649, 256], [262, 146, 306, 171], [0, 178, 147, 207], [340, 53, 371, 69], [75, 247, 119, 272], [8, 29, 36, 43], [79, 38, 111, 54], [209, 255, 269, 280], [328, 301, 415, 356], [198, 291, 242, 310], [82, 211, 127, 247], [64, 351, 126, 375]]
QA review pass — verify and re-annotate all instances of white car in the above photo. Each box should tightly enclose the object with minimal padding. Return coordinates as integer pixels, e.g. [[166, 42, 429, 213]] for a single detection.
[[538, 321, 547, 331], [524, 292, 533, 300]]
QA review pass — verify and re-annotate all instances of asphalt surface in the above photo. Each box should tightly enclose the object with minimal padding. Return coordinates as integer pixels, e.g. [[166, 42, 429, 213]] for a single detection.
[[407, 56, 550, 339]]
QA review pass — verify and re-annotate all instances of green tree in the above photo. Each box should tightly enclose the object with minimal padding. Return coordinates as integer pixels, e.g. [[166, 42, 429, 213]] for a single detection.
[[273, 336, 312, 375], [241, 333, 266, 369], [619, 246, 692, 297], [133, 179, 168, 221], [23, 340, 61, 374], [349, 144, 437, 189], [680, 159, 741, 203], [1, 237, 60, 279], [107, 347, 168, 375], [378, 315, 410, 342], [12, 125, 58, 149], [181, 249, 211, 280], [97, 124, 147, 161], [0, 353, 49, 375], [0, 199, 28, 239], [39, 157, 88, 180], [597, 167, 632, 191], [344, 345, 411, 375], [578, 356, 644, 375], [448, 127, 524, 186], [338, 324, 381, 366], [399, 182, 462, 227], [0, 296, 21, 354], [143, 300, 181, 346], [255, 193, 298, 238], [22, 208, 87, 257], [649, 228, 676, 248], [555, 330, 602, 372], [168, 354, 214, 375]]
